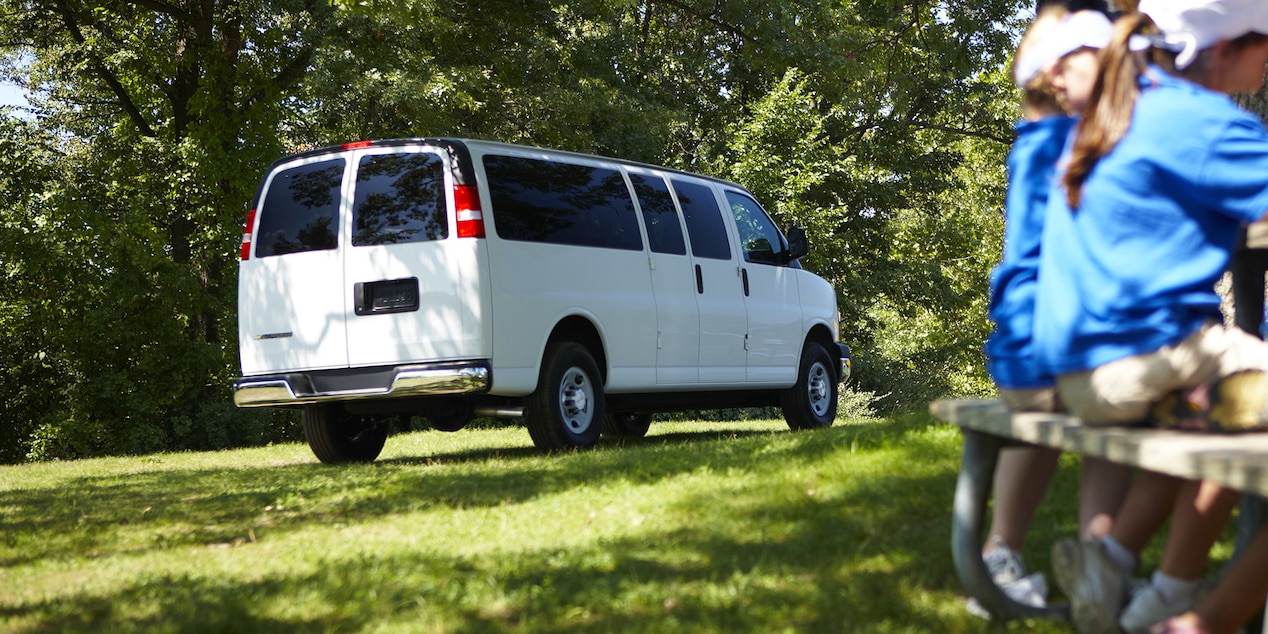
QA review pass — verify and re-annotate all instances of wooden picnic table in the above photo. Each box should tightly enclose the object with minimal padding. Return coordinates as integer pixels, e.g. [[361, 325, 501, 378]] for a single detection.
[[931, 398, 1268, 627]]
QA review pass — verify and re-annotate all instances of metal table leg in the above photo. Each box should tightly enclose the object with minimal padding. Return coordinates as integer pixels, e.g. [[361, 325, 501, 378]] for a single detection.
[[1233, 495, 1268, 634], [953, 428, 1071, 621]]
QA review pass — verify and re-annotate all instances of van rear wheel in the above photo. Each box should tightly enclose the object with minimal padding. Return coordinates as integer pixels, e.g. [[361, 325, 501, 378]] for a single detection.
[[526, 342, 605, 450], [781, 341, 838, 430], [303, 403, 390, 463]]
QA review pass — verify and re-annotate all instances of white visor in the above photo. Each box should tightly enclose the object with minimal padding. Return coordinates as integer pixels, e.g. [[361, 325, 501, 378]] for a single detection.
[[1014, 11, 1116, 87], [1139, 0, 1268, 69]]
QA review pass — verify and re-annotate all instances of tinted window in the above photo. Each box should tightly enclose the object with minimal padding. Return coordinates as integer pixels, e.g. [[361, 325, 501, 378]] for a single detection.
[[255, 159, 344, 257], [672, 180, 731, 260], [484, 156, 642, 251], [631, 173, 686, 256], [353, 152, 448, 246], [726, 192, 788, 265]]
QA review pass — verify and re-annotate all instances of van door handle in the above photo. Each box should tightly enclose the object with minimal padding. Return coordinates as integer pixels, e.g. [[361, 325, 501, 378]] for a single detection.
[[695, 264, 703, 294], [741, 268, 749, 296]]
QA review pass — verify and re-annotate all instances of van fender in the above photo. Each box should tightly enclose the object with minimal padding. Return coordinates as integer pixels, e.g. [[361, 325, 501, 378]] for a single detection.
[[537, 310, 610, 386]]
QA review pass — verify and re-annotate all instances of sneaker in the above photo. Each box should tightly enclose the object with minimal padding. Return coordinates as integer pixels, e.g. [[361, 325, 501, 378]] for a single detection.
[[966, 571, 1049, 619], [966, 539, 1049, 619], [983, 538, 1027, 584], [1119, 584, 1197, 634], [1052, 537, 1131, 634]]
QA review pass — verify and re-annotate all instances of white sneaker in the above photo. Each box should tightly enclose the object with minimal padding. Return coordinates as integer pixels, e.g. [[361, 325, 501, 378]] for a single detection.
[[1119, 584, 1198, 634], [966, 540, 1049, 619], [985, 539, 1025, 580]]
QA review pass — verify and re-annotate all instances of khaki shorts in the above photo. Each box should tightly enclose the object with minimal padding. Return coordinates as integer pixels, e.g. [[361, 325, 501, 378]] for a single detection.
[[998, 387, 1061, 413], [1057, 322, 1268, 425]]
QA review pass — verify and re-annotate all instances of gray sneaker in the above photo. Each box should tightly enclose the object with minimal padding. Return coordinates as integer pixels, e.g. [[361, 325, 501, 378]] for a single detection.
[[1052, 537, 1131, 634], [1119, 584, 1196, 634]]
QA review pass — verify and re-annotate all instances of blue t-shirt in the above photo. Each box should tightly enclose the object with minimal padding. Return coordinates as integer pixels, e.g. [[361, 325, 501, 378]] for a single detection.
[[985, 116, 1077, 389], [1034, 67, 1268, 375]]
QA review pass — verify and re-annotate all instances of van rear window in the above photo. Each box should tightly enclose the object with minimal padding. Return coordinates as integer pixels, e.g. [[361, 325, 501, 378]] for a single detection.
[[483, 156, 642, 251], [254, 159, 345, 257], [353, 152, 448, 246]]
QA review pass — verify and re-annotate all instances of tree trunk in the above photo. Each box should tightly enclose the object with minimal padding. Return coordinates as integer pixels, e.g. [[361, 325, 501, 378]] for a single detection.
[[1231, 89, 1268, 336]]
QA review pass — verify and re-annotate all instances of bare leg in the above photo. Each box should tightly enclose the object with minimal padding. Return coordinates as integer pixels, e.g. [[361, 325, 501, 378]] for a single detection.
[[1109, 469, 1184, 552], [1163, 525, 1268, 634], [987, 446, 1062, 552], [1079, 456, 1135, 539], [1158, 480, 1240, 580]]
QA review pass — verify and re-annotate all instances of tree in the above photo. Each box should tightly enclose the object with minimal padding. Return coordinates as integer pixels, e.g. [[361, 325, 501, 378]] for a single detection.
[[1, 0, 1031, 460], [0, 0, 336, 458]]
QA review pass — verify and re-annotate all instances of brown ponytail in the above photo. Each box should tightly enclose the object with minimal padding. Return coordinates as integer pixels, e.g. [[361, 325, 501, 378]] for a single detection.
[[1063, 13, 1155, 209]]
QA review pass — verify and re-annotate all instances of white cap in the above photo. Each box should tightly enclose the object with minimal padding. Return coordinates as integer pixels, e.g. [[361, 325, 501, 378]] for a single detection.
[[1014, 11, 1117, 87], [1139, 0, 1268, 69]]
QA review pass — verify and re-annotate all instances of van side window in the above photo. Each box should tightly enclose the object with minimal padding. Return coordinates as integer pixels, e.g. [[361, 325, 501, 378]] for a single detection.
[[630, 174, 686, 256], [484, 156, 642, 251], [255, 159, 345, 258], [725, 192, 787, 265], [353, 152, 448, 246], [672, 180, 731, 260]]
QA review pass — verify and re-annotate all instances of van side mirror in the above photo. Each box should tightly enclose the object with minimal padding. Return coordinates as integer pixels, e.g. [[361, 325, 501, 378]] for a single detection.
[[786, 226, 809, 261]]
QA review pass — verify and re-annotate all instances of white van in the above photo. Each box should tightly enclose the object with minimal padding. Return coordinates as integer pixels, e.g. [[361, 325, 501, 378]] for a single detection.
[[234, 138, 851, 463]]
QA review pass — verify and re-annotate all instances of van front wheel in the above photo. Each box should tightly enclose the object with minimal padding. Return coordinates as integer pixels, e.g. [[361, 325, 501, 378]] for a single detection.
[[781, 341, 838, 430], [303, 404, 390, 463], [527, 342, 605, 450]]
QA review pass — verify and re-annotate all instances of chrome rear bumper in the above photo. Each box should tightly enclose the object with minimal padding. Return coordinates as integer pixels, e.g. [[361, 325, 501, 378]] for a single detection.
[[233, 361, 490, 407]]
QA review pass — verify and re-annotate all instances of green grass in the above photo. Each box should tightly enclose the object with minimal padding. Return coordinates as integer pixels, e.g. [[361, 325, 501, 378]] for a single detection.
[[0, 413, 1207, 633]]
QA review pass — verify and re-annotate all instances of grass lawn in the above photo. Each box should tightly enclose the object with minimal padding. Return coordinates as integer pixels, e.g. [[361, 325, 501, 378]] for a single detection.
[[0, 411, 1213, 633]]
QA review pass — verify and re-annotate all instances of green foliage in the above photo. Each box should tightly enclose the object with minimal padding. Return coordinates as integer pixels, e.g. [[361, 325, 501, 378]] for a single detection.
[[0, 0, 329, 460], [1, 0, 1031, 460]]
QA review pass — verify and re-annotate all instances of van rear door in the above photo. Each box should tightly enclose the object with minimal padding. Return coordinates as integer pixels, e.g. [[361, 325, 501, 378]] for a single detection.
[[239, 155, 351, 375], [341, 145, 476, 367]]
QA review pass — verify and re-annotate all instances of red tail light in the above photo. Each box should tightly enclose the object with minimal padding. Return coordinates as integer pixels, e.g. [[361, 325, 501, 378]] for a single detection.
[[240, 208, 256, 260], [342, 140, 373, 150], [454, 184, 485, 238]]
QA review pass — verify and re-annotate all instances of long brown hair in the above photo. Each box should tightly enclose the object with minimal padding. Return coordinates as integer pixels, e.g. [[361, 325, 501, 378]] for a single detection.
[[1063, 14, 1268, 209], [1062, 13, 1156, 209]]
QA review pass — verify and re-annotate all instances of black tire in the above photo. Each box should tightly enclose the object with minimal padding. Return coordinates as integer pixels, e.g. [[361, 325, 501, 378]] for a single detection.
[[604, 412, 652, 438], [781, 341, 838, 430], [526, 342, 605, 450], [302, 403, 390, 463]]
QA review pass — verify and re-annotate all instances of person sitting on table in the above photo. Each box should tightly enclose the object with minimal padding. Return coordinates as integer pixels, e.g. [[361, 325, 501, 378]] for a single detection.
[[1030, 0, 1268, 632]]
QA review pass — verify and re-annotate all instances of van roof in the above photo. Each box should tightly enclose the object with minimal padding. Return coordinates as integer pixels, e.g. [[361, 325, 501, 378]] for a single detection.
[[266, 137, 751, 192]]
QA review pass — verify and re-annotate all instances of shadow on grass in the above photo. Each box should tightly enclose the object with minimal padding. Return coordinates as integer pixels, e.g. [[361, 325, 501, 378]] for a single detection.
[[2, 425, 866, 569], [1, 413, 1079, 633]]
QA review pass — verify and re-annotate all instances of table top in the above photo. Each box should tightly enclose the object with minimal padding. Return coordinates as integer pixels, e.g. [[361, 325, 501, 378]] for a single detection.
[[931, 398, 1268, 497]]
